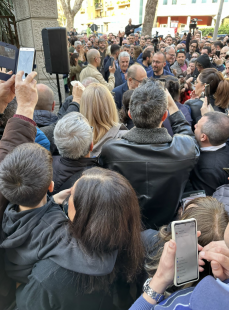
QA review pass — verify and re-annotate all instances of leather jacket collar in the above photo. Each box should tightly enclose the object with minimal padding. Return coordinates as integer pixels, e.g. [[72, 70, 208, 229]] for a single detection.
[[122, 127, 172, 144]]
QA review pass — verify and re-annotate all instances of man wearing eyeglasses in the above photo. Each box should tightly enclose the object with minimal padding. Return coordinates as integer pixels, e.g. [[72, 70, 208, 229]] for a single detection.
[[147, 52, 174, 79], [164, 46, 176, 73]]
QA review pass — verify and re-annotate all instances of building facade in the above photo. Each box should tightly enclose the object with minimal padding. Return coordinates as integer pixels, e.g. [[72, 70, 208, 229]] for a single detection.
[[59, 0, 229, 35]]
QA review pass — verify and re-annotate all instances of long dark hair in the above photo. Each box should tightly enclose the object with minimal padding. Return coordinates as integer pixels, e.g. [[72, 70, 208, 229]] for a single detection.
[[199, 68, 229, 109], [119, 90, 134, 124], [163, 75, 180, 102], [69, 167, 145, 292], [70, 53, 79, 66]]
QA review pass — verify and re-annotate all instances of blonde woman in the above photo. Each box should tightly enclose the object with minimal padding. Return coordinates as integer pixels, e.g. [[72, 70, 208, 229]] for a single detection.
[[80, 83, 128, 156]]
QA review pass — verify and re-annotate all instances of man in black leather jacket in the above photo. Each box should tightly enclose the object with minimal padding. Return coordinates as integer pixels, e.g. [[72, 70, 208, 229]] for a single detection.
[[99, 79, 200, 230]]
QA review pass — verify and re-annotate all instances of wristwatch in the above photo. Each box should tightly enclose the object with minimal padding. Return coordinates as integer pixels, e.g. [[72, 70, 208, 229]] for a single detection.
[[143, 278, 165, 303]]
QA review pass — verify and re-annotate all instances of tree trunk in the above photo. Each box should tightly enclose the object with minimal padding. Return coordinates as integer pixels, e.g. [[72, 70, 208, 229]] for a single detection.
[[59, 0, 84, 31], [142, 0, 158, 36], [66, 13, 74, 30]]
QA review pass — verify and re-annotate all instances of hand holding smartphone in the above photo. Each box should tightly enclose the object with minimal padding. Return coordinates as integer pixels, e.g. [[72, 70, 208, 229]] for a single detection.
[[16, 48, 36, 81], [171, 219, 199, 286]]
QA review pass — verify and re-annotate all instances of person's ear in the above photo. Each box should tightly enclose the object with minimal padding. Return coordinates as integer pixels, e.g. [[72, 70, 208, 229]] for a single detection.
[[163, 61, 166, 68], [162, 110, 168, 122], [52, 101, 55, 111], [89, 141, 93, 152], [128, 109, 132, 119], [200, 133, 208, 142], [48, 181, 54, 193]]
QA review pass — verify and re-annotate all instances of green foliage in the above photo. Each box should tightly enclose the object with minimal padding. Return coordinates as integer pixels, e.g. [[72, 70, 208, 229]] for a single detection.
[[200, 25, 229, 36]]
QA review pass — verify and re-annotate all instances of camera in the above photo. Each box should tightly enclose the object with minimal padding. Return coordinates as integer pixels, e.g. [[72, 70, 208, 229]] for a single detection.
[[190, 19, 198, 30]]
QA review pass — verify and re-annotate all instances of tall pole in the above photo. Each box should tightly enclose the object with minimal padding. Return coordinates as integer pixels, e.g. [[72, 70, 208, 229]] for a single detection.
[[213, 0, 224, 41]]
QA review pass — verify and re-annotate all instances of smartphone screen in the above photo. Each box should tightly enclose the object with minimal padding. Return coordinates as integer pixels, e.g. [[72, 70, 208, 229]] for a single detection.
[[17, 48, 35, 80], [173, 219, 198, 286], [215, 50, 220, 58]]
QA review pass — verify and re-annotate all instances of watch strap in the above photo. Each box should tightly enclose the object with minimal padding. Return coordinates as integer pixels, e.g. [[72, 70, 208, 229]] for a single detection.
[[143, 278, 165, 303]]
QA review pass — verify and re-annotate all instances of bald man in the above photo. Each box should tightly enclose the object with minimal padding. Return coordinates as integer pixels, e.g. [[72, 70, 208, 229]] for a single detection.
[[112, 64, 147, 109], [79, 49, 116, 91], [33, 84, 58, 127]]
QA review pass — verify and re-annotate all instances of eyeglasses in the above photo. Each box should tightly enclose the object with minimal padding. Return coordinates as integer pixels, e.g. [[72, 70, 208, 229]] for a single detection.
[[152, 60, 163, 64], [132, 77, 143, 83]]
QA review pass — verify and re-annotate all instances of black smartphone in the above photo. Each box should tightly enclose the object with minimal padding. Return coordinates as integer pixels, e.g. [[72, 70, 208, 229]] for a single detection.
[[223, 168, 229, 175], [205, 84, 210, 105], [110, 56, 114, 67], [216, 50, 220, 57]]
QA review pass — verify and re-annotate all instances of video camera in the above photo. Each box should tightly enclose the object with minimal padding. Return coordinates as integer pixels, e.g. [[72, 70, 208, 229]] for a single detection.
[[189, 18, 202, 35], [151, 31, 163, 53]]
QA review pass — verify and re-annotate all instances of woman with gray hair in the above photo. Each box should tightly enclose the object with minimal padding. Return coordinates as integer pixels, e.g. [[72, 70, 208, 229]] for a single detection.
[[52, 112, 98, 194]]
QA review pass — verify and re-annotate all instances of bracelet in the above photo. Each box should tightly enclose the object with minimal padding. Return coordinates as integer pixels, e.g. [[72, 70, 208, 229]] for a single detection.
[[143, 278, 165, 303]]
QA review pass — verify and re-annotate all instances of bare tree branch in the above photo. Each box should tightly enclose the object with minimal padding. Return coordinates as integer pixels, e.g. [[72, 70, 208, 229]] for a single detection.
[[72, 0, 84, 15]]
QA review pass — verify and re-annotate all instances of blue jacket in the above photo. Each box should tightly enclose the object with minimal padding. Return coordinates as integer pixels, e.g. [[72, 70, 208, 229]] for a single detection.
[[114, 68, 127, 87], [137, 60, 153, 73], [35, 127, 50, 151], [164, 61, 172, 73], [147, 69, 174, 79], [129, 276, 229, 310], [104, 57, 119, 82], [113, 81, 129, 109]]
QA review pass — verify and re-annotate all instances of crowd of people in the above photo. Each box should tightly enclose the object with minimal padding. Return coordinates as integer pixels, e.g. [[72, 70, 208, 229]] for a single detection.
[[0, 18, 229, 310]]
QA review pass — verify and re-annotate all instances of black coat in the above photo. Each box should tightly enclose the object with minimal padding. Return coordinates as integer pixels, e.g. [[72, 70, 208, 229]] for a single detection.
[[185, 96, 225, 130], [52, 156, 98, 194], [190, 144, 229, 196], [99, 111, 200, 229], [125, 23, 142, 36]]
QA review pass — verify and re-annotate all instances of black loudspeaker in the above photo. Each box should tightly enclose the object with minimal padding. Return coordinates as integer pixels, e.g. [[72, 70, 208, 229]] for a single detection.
[[41, 27, 69, 74]]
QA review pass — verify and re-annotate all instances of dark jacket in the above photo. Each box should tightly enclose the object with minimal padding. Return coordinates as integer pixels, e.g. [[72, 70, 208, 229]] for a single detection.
[[163, 102, 192, 136], [147, 69, 174, 79], [0, 117, 37, 309], [52, 156, 98, 194], [125, 23, 142, 36], [185, 95, 226, 129], [137, 60, 153, 73], [33, 110, 58, 127], [113, 81, 129, 109], [40, 101, 80, 155], [189, 144, 229, 196], [164, 61, 173, 73], [104, 57, 119, 82], [15, 229, 156, 310], [114, 68, 126, 87], [0, 197, 118, 284], [99, 111, 200, 229]]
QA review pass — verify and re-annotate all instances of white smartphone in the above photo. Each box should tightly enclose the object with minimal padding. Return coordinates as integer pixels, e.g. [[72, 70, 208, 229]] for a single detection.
[[171, 218, 199, 287], [17, 48, 36, 80]]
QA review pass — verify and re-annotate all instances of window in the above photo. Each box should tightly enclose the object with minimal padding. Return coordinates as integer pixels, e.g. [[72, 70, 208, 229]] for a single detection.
[[172, 0, 177, 4], [91, 12, 93, 19], [212, 0, 218, 2], [192, 0, 196, 3], [202, 0, 207, 3], [225, 0, 228, 2], [163, 0, 168, 4], [91, 0, 93, 6]]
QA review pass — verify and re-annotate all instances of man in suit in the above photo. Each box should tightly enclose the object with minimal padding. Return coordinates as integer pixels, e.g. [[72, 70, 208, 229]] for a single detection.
[[104, 44, 120, 82], [190, 111, 229, 196], [114, 51, 130, 87], [113, 64, 147, 109]]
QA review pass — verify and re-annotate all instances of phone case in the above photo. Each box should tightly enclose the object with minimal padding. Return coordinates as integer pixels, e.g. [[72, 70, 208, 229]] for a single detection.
[[171, 218, 199, 287]]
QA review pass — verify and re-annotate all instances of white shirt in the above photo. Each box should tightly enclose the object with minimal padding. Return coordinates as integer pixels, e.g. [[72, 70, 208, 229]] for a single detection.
[[200, 143, 226, 152]]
